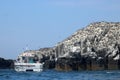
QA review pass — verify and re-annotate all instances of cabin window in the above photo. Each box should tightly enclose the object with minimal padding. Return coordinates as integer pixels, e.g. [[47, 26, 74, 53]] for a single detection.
[[29, 57, 34, 63]]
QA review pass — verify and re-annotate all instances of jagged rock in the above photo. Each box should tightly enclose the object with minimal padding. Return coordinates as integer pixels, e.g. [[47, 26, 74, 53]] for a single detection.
[[44, 60, 55, 69], [55, 57, 80, 71], [54, 22, 120, 71], [0, 57, 14, 69]]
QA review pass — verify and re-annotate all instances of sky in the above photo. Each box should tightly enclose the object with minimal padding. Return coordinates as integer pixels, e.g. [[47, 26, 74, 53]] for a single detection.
[[0, 0, 120, 59]]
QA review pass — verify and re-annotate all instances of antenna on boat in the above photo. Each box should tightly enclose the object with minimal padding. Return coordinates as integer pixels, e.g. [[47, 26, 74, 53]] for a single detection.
[[23, 44, 29, 52], [25, 44, 29, 51]]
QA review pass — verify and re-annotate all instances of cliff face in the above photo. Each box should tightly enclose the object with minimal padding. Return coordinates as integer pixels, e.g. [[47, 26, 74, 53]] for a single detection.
[[54, 22, 120, 71], [19, 21, 120, 71], [55, 22, 120, 59]]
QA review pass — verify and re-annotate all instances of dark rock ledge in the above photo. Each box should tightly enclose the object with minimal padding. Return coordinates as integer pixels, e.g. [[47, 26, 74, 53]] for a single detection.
[[0, 57, 14, 69]]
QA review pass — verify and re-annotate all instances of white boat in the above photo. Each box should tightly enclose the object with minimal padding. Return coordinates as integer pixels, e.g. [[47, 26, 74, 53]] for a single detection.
[[14, 62, 43, 72], [14, 51, 44, 72]]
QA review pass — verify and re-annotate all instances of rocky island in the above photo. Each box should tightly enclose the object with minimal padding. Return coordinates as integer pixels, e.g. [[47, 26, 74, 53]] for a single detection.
[[17, 21, 120, 71]]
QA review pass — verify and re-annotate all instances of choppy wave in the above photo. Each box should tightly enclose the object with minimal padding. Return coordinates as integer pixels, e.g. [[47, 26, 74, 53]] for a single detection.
[[0, 69, 120, 80]]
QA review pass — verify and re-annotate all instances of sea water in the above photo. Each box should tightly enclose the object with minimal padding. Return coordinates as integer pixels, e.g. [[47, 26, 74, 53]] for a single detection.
[[0, 69, 120, 80]]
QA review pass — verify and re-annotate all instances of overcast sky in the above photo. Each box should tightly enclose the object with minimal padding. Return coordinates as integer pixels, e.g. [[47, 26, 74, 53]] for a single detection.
[[0, 0, 120, 59]]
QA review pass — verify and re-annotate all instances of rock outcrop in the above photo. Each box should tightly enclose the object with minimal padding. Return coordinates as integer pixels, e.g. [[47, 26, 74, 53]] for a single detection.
[[0, 57, 14, 69], [19, 21, 120, 71], [54, 21, 120, 71]]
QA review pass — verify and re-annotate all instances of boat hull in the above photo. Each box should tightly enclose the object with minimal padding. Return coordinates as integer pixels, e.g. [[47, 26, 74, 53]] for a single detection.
[[14, 63, 43, 72]]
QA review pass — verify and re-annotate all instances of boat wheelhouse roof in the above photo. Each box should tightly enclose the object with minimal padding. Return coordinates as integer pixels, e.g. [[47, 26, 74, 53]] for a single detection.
[[19, 52, 35, 57]]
